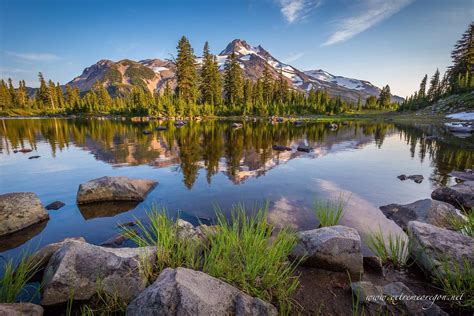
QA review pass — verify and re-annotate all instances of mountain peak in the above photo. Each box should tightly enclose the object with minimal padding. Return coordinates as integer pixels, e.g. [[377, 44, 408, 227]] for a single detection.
[[220, 39, 255, 56]]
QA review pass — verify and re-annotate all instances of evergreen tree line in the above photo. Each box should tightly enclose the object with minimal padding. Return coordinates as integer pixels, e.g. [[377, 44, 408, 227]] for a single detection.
[[400, 23, 473, 111], [1, 36, 399, 117]]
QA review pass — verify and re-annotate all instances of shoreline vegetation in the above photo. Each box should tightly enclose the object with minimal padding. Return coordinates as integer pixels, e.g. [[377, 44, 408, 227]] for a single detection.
[[1, 174, 473, 315]]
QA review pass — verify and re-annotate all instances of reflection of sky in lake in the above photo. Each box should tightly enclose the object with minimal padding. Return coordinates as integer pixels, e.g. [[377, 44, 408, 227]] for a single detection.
[[0, 119, 472, 260]]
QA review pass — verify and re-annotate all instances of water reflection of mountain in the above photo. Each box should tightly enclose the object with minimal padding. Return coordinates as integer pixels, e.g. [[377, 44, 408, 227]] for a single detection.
[[1, 119, 472, 188]]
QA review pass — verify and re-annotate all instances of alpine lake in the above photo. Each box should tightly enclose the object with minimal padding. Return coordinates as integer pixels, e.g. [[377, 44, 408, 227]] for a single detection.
[[0, 117, 473, 261]]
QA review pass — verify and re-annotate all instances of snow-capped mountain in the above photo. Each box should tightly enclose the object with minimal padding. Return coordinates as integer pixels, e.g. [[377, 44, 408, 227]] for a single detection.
[[67, 39, 403, 103]]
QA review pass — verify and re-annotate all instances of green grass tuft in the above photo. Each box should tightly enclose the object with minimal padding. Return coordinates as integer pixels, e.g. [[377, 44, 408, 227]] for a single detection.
[[314, 194, 348, 227], [367, 229, 408, 269], [448, 207, 473, 237], [122, 206, 201, 281], [0, 252, 42, 303], [122, 203, 300, 314], [434, 258, 474, 309]]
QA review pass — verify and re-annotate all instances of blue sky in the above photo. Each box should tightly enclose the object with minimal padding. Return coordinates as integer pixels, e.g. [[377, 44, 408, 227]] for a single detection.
[[0, 0, 472, 97]]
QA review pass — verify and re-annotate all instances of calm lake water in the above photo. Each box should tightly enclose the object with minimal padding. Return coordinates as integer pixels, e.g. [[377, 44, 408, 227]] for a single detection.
[[1, 118, 473, 260]]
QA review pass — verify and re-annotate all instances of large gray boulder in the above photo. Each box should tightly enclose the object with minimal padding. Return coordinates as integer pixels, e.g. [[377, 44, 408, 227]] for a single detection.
[[76, 176, 157, 204], [0, 192, 49, 237], [41, 241, 156, 305], [290, 225, 363, 275], [126, 267, 277, 316], [407, 221, 473, 278], [431, 181, 473, 210], [31, 237, 86, 269], [380, 199, 466, 231], [0, 303, 44, 316]]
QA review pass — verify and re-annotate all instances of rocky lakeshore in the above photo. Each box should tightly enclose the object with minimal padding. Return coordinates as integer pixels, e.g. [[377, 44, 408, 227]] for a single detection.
[[1, 172, 473, 315]]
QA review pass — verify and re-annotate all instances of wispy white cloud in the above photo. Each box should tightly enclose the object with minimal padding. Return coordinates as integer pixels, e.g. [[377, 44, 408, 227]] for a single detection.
[[0, 67, 28, 74], [277, 0, 321, 24], [6, 51, 60, 61], [285, 52, 304, 63], [323, 0, 413, 46]]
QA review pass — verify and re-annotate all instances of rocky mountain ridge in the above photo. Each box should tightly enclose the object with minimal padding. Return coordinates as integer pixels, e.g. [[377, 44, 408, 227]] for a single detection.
[[67, 39, 403, 103]]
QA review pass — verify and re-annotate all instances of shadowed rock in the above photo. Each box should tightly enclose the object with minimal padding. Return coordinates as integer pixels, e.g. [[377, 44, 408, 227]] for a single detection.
[[431, 181, 473, 210], [126, 267, 277, 316], [380, 199, 466, 231], [407, 221, 473, 279], [0, 303, 44, 316], [41, 241, 156, 305]]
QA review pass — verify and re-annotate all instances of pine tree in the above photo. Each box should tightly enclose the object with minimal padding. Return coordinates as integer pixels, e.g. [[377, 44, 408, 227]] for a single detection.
[[223, 52, 243, 107], [35, 72, 50, 109], [243, 79, 253, 114], [427, 69, 440, 101], [199, 42, 222, 107], [418, 75, 427, 99], [175, 36, 198, 107], [448, 22, 473, 89], [0, 79, 13, 109], [378, 85, 391, 108], [262, 64, 273, 104], [277, 69, 289, 104]]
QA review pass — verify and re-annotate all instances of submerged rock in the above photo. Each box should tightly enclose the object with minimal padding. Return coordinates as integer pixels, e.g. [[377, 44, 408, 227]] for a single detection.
[[45, 201, 65, 210], [41, 241, 156, 305], [407, 221, 473, 279], [290, 225, 363, 275], [407, 175, 424, 183], [76, 176, 157, 204], [272, 144, 291, 151], [142, 130, 152, 135], [126, 267, 277, 316], [231, 122, 243, 129], [156, 126, 167, 131], [397, 174, 423, 183], [297, 145, 312, 153], [0, 192, 49, 237], [431, 180, 473, 210], [28, 155, 41, 159], [0, 303, 44, 316], [380, 199, 466, 231]]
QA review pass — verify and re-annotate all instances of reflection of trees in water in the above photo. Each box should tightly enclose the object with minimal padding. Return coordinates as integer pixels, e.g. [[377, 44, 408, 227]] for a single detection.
[[396, 123, 473, 186], [1, 119, 472, 188]]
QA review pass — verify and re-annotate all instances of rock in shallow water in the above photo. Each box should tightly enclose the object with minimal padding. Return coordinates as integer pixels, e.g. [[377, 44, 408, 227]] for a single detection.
[[0, 192, 49, 237], [41, 241, 156, 305], [431, 180, 474, 210], [290, 225, 363, 275], [45, 200, 65, 210], [76, 176, 157, 204], [407, 221, 473, 279], [380, 199, 466, 231], [126, 267, 277, 316]]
